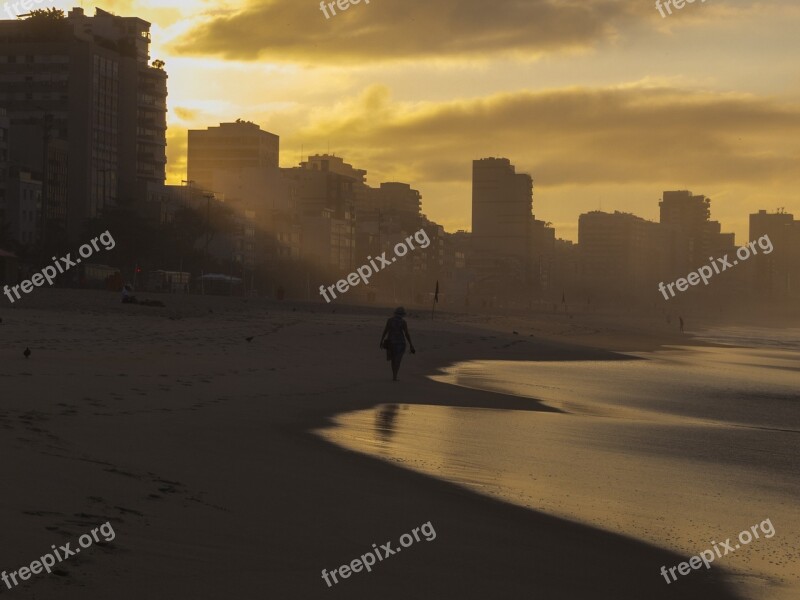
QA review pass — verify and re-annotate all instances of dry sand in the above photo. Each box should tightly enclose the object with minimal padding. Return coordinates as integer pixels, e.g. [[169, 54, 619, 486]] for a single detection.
[[0, 288, 744, 599]]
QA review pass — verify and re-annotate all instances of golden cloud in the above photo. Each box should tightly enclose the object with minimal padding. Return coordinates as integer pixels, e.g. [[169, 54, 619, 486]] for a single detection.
[[171, 0, 649, 63], [281, 84, 800, 189]]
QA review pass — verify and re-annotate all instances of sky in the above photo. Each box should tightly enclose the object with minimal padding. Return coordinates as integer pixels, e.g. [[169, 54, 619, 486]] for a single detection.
[[38, 0, 800, 242]]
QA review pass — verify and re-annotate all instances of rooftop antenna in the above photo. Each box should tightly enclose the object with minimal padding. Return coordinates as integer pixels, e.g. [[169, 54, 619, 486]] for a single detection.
[[300, 143, 303, 165]]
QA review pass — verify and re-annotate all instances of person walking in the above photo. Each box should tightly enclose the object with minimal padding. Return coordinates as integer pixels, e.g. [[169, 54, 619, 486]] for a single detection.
[[380, 307, 416, 381]]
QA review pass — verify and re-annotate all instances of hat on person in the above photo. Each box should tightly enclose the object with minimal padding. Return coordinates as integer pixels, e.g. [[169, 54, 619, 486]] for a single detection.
[[394, 306, 406, 316]]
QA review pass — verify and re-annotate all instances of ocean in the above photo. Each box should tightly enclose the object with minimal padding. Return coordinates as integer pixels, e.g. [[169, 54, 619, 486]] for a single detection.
[[317, 328, 800, 600]]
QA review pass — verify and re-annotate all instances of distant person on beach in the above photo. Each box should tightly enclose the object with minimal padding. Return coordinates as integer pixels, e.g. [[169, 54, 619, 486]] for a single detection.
[[121, 284, 165, 307], [121, 284, 138, 304], [679, 316, 684, 333], [380, 307, 416, 381]]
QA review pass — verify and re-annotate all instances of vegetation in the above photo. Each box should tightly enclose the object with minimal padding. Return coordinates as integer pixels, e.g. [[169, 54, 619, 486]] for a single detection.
[[23, 8, 66, 21], [83, 200, 240, 281]]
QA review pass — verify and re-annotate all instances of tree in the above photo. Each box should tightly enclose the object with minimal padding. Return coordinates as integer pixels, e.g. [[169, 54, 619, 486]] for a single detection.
[[23, 8, 65, 21], [17, 8, 68, 40]]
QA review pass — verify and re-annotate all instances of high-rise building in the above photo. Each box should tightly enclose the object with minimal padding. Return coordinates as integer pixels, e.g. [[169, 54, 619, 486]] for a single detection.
[[0, 7, 168, 240], [471, 157, 533, 282], [531, 218, 555, 291], [352, 179, 423, 266], [750, 209, 794, 238], [749, 209, 800, 299], [375, 182, 421, 215], [578, 211, 666, 302], [282, 155, 359, 273], [188, 121, 279, 192], [354, 181, 423, 255], [659, 190, 734, 275]]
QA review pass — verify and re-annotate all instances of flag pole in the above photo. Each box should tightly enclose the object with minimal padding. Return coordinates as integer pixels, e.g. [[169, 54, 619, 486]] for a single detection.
[[431, 280, 439, 320]]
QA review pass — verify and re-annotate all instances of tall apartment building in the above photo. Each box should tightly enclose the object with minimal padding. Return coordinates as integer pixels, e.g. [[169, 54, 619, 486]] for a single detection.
[[578, 211, 666, 302], [471, 157, 533, 282], [281, 154, 360, 273], [749, 209, 800, 299], [354, 181, 423, 260], [187, 121, 298, 273], [374, 182, 421, 228], [188, 121, 279, 192], [530, 218, 556, 291], [659, 190, 734, 276], [0, 7, 168, 241]]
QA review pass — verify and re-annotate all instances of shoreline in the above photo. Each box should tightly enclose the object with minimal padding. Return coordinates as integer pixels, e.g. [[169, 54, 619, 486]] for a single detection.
[[0, 289, 750, 599]]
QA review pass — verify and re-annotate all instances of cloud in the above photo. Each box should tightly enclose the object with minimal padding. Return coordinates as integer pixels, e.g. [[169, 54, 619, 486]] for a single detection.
[[173, 106, 201, 121], [279, 83, 800, 190], [171, 0, 648, 64]]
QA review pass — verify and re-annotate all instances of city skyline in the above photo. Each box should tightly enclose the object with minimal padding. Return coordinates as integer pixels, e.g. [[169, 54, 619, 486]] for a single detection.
[[1, 3, 796, 309], [8, 0, 799, 244]]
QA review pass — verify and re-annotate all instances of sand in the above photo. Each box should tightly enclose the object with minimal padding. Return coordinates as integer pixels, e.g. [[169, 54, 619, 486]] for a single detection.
[[0, 288, 748, 599], [323, 347, 799, 600]]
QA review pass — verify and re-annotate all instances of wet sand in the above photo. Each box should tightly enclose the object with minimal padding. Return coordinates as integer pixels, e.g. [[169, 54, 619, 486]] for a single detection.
[[0, 288, 749, 599], [322, 345, 800, 600]]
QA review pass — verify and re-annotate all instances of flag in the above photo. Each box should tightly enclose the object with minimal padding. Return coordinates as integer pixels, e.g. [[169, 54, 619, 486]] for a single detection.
[[434, 280, 439, 303]]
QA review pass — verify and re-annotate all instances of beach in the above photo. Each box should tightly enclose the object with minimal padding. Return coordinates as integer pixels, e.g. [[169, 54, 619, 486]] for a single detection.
[[323, 345, 800, 600], [0, 288, 792, 599]]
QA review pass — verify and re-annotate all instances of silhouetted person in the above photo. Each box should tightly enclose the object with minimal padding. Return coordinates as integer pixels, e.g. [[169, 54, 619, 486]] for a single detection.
[[679, 316, 684, 333], [122, 284, 164, 307], [380, 307, 415, 381], [122, 284, 138, 304]]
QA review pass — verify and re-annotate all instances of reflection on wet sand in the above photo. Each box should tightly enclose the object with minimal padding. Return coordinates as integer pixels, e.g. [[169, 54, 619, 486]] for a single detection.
[[318, 345, 800, 600]]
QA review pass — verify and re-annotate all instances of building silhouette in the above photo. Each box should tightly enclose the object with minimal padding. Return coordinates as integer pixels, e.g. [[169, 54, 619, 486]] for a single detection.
[[187, 122, 297, 272], [283, 154, 358, 273], [578, 210, 666, 303], [471, 157, 534, 287], [749, 209, 800, 299], [0, 7, 167, 241], [187, 120, 279, 193], [659, 190, 734, 276]]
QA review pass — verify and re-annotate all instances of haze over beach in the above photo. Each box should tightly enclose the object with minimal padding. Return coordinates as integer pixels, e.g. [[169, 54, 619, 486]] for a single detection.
[[1, 1, 798, 600]]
